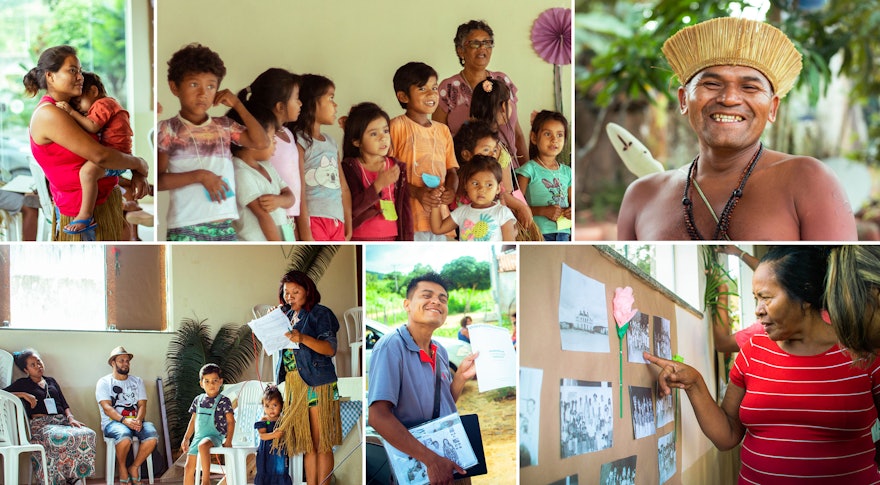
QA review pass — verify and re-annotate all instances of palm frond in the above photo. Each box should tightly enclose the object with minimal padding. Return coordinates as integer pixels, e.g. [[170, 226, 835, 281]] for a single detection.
[[164, 317, 213, 446], [286, 245, 340, 282], [211, 323, 257, 384]]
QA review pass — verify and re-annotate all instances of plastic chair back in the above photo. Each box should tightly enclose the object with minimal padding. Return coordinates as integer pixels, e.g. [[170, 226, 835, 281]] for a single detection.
[[0, 349, 13, 390], [232, 380, 265, 447], [28, 160, 55, 240]]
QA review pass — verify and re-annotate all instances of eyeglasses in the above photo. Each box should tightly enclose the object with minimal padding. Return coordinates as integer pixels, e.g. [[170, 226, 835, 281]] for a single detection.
[[463, 40, 494, 50]]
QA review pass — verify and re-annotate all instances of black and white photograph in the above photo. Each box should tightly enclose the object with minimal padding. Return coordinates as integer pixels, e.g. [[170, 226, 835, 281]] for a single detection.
[[656, 388, 674, 428], [628, 385, 656, 439], [626, 312, 651, 363], [559, 263, 610, 353], [549, 474, 579, 485], [658, 431, 677, 485], [519, 367, 543, 467], [560, 379, 613, 458], [653, 316, 672, 360], [599, 455, 637, 485]]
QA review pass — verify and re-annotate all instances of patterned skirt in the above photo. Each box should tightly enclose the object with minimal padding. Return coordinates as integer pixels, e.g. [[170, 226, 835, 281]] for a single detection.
[[29, 415, 96, 485]]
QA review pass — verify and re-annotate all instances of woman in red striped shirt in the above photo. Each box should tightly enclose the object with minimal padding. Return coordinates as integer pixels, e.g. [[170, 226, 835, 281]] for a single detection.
[[646, 246, 880, 484]]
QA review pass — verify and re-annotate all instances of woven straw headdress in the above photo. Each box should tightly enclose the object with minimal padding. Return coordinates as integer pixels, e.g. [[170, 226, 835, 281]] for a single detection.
[[662, 17, 802, 98]]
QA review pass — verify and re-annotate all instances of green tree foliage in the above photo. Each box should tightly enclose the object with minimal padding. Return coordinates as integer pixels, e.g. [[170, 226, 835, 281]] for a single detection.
[[34, 0, 127, 104], [440, 256, 491, 313]]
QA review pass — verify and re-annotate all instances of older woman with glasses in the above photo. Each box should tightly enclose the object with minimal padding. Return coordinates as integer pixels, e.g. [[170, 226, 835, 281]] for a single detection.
[[434, 20, 528, 168]]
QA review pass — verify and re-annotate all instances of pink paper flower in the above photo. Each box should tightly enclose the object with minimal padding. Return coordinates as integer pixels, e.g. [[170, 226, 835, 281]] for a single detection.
[[612, 287, 638, 328]]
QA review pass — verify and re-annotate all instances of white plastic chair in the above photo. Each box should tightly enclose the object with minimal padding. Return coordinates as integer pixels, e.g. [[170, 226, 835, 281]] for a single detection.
[[343, 307, 363, 377], [0, 349, 13, 390], [28, 160, 55, 241], [0, 389, 49, 485], [193, 380, 262, 485], [0, 209, 22, 241], [103, 435, 155, 485]]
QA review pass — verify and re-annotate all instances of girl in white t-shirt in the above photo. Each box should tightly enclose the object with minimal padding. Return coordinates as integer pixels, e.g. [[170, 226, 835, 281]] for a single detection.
[[430, 154, 515, 241]]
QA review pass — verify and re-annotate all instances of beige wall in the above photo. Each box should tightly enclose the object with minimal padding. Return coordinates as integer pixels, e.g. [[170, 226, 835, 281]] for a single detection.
[[1, 244, 360, 482], [155, 0, 572, 234]]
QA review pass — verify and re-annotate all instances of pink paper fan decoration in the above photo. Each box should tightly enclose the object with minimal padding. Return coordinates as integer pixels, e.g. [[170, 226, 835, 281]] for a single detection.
[[612, 287, 638, 328], [531, 7, 572, 66]]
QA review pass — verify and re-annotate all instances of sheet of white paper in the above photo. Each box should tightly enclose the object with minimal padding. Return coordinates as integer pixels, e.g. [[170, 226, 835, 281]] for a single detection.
[[1, 175, 36, 193], [467, 324, 516, 392], [247, 308, 298, 355]]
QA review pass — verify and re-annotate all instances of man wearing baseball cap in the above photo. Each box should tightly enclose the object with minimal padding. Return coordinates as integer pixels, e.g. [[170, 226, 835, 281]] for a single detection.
[[96, 346, 158, 484], [617, 17, 856, 241]]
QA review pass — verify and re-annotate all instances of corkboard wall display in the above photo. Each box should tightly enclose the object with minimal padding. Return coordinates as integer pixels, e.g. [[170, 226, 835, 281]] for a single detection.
[[520, 245, 689, 485]]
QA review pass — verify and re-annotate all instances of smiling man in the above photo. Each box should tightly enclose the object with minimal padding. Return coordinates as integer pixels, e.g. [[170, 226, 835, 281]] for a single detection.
[[368, 272, 478, 485], [617, 17, 856, 241]]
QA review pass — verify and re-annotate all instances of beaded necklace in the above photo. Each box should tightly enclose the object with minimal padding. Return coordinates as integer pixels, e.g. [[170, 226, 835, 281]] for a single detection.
[[682, 143, 764, 240]]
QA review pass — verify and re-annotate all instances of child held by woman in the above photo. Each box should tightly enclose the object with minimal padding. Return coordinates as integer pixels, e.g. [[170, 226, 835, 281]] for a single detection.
[[341, 102, 412, 241], [56, 71, 133, 234]]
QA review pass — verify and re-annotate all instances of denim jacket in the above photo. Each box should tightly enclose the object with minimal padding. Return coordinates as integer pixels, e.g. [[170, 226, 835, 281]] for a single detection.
[[274, 304, 339, 387]]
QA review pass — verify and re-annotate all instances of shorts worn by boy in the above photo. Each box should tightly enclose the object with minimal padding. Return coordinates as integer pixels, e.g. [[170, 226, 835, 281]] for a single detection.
[[232, 158, 289, 241], [157, 115, 243, 230], [187, 392, 233, 455], [389, 115, 457, 233]]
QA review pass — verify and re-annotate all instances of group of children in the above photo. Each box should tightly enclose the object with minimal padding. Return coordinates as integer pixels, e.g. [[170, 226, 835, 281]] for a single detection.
[[157, 43, 572, 242], [182, 364, 291, 485]]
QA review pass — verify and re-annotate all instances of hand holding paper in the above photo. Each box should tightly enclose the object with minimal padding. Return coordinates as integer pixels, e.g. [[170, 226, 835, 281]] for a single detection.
[[467, 324, 516, 392], [247, 308, 299, 355]]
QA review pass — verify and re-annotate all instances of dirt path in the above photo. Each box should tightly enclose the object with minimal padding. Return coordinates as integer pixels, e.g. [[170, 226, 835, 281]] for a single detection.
[[455, 379, 516, 484]]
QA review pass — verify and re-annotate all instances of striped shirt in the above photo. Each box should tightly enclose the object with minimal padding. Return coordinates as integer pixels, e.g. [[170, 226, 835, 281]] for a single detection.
[[730, 333, 880, 484]]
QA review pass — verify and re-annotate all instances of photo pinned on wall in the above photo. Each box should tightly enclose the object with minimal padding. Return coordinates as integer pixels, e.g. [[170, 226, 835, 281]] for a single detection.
[[519, 367, 543, 468], [653, 316, 672, 360], [599, 455, 637, 485], [549, 474, 579, 485], [656, 387, 674, 428], [628, 385, 656, 439], [560, 379, 613, 458], [558, 263, 610, 353], [626, 312, 650, 363], [658, 431, 677, 485]]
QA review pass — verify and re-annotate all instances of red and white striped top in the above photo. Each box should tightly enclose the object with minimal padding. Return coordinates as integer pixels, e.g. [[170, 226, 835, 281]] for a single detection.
[[730, 333, 880, 484]]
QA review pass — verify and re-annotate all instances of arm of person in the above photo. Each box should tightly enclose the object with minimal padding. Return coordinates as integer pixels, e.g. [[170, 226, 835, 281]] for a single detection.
[[450, 352, 478, 402], [55, 101, 102, 134], [500, 191, 532, 223], [515, 173, 558, 220], [644, 352, 745, 450], [286, 329, 335, 356], [339, 165, 353, 241], [132, 399, 147, 431], [223, 411, 235, 447], [181, 413, 196, 453], [513, 122, 528, 167], [410, 184, 440, 209], [10, 392, 37, 409], [439, 168, 459, 205], [369, 401, 465, 485], [247, 200, 283, 241], [616, 179, 645, 240], [344, 163, 382, 221], [500, 219, 516, 241], [430, 206, 457, 235], [257, 422, 282, 441], [156, 150, 231, 201], [795, 157, 857, 241], [215, 90, 269, 150], [563, 185, 572, 219], [257, 187, 295, 213], [31, 103, 147, 175], [716, 245, 758, 271], [99, 399, 127, 425], [294, 144, 314, 241], [64, 406, 86, 428]]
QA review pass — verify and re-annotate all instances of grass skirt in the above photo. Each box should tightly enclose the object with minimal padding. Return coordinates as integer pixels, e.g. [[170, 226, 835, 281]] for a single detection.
[[274, 370, 342, 455], [54, 186, 124, 241]]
